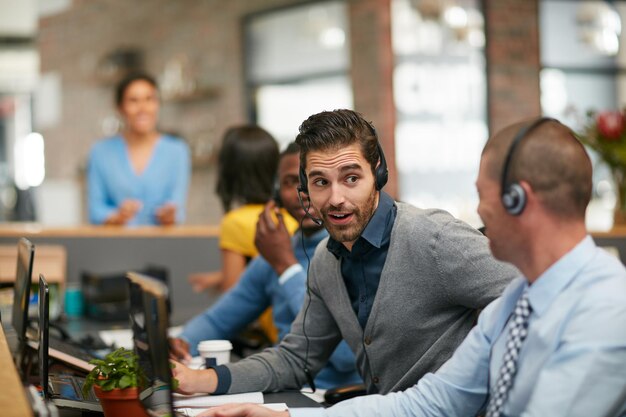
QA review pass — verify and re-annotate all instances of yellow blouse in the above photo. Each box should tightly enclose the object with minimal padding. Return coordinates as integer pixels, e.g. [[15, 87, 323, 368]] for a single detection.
[[219, 204, 298, 343]]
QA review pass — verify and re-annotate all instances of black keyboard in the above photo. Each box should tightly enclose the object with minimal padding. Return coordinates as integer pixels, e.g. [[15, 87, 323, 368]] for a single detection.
[[49, 374, 99, 403], [48, 336, 95, 363]]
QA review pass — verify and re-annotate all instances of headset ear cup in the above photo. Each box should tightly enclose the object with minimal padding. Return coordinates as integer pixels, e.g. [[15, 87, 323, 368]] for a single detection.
[[374, 142, 389, 191], [299, 165, 308, 194], [502, 183, 527, 215], [375, 165, 389, 191]]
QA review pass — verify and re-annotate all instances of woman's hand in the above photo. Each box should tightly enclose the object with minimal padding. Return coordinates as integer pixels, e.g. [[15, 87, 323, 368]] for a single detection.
[[155, 203, 177, 225], [104, 199, 142, 225], [188, 271, 224, 292]]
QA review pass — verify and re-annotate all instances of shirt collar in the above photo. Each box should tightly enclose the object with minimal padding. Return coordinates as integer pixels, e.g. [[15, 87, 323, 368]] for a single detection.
[[526, 235, 596, 316], [326, 191, 395, 257]]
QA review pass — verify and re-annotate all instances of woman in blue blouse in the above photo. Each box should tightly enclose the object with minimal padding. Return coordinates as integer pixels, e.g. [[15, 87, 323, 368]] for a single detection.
[[87, 73, 191, 226]]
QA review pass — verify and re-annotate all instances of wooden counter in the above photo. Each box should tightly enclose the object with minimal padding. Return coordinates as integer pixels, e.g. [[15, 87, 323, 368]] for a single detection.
[[0, 224, 220, 238], [0, 325, 33, 417]]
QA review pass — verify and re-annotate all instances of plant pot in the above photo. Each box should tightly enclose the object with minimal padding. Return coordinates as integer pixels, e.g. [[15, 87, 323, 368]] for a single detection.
[[94, 385, 149, 417]]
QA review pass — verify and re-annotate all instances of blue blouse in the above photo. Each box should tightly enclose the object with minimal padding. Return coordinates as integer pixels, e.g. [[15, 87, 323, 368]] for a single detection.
[[87, 134, 191, 225]]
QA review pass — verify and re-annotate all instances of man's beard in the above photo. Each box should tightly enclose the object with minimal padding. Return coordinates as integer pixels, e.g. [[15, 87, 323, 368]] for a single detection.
[[321, 188, 378, 244]]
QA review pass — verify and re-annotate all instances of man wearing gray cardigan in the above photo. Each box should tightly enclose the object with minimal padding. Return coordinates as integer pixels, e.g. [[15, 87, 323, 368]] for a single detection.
[[173, 109, 517, 396]]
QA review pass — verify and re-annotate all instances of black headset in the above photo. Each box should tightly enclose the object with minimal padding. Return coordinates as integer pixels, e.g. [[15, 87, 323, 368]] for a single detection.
[[272, 175, 282, 207], [501, 117, 557, 215], [297, 124, 389, 195]]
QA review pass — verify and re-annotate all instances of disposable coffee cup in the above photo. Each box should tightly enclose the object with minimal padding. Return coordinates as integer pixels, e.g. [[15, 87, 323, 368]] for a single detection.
[[197, 340, 233, 368]]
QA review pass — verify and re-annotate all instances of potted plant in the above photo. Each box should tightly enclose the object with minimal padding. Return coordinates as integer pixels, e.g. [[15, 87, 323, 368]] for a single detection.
[[82, 347, 149, 417]]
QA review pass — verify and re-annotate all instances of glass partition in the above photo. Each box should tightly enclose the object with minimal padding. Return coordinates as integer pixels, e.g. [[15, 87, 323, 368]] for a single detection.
[[540, 0, 626, 230], [391, 0, 487, 226]]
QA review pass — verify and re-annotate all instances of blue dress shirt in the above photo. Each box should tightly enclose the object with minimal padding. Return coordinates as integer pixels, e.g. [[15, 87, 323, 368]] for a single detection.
[[326, 191, 397, 328], [180, 229, 362, 390], [292, 236, 626, 417], [87, 134, 191, 225]]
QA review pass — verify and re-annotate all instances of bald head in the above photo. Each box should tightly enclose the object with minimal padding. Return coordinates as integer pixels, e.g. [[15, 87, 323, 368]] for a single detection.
[[482, 119, 592, 220]]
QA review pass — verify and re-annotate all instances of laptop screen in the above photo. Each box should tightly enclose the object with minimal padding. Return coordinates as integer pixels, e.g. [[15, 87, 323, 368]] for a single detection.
[[127, 272, 174, 416], [12, 238, 34, 341], [11, 238, 34, 375]]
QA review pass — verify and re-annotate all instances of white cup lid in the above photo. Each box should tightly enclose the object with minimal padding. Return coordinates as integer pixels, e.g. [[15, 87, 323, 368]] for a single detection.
[[197, 340, 233, 352]]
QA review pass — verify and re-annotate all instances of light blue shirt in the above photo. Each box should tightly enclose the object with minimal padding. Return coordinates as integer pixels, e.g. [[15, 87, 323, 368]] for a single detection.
[[180, 229, 362, 390], [293, 236, 626, 417], [87, 134, 191, 225]]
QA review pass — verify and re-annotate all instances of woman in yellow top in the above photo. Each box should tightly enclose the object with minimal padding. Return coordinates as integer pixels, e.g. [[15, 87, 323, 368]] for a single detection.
[[189, 125, 297, 342]]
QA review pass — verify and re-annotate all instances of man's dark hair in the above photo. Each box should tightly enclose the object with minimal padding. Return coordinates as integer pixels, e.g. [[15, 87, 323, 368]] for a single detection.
[[295, 109, 380, 174], [115, 72, 158, 106], [483, 119, 592, 220], [216, 125, 279, 212], [281, 142, 300, 159]]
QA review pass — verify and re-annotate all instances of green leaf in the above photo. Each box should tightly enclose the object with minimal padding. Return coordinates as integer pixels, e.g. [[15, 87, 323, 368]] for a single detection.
[[82, 347, 146, 394], [102, 379, 117, 391], [119, 375, 132, 389]]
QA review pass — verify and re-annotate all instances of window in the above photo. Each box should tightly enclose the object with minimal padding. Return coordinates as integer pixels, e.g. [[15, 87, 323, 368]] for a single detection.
[[540, 0, 626, 230], [391, 0, 487, 225], [244, 1, 352, 147]]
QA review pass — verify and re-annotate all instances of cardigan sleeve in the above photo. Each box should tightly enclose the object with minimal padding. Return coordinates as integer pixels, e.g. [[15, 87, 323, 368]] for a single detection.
[[223, 249, 343, 393]]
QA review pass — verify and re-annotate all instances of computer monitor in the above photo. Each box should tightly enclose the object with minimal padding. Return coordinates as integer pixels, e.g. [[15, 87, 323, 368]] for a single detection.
[[38, 274, 49, 399], [11, 238, 34, 373], [127, 271, 174, 416]]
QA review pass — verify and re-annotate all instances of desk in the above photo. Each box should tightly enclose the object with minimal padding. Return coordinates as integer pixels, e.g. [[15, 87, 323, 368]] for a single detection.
[[0, 324, 33, 416], [56, 392, 321, 416], [56, 316, 322, 415]]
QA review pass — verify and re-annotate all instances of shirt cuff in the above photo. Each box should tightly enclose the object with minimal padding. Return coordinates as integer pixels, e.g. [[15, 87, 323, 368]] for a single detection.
[[210, 365, 232, 394], [289, 408, 327, 417], [279, 264, 304, 285]]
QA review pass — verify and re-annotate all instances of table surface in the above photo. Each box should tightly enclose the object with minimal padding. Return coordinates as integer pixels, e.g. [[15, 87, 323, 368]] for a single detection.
[[0, 325, 33, 417], [0, 224, 220, 238], [53, 318, 322, 416]]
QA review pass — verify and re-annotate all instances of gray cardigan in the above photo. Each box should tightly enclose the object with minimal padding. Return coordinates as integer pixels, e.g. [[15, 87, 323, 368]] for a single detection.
[[225, 203, 517, 394]]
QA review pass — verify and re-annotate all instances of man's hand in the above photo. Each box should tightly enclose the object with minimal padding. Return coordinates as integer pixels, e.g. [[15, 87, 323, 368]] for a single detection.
[[104, 199, 142, 225], [254, 201, 298, 276], [171, 360, 218, 394], [169, 337, 191, 363], [197, 403, 290, 417], [155, 203, 177, 225]]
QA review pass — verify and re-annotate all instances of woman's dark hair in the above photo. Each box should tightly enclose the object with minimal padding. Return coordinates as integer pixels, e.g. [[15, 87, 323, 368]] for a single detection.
[[216, 125, 279, 212], [115, 72, 158, 106]]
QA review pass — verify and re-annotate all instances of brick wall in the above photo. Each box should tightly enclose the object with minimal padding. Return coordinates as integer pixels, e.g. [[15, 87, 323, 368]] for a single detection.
[[37, 0, 541, 224], [485, 0, 541, 133]]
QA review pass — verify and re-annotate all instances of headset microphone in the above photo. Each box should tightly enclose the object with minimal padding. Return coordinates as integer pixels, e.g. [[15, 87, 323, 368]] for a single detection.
[[297, 186, 323, 226]]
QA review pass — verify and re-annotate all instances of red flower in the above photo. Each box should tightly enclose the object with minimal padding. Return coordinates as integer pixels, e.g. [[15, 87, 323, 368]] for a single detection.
[[597, 111, 625, 141]]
